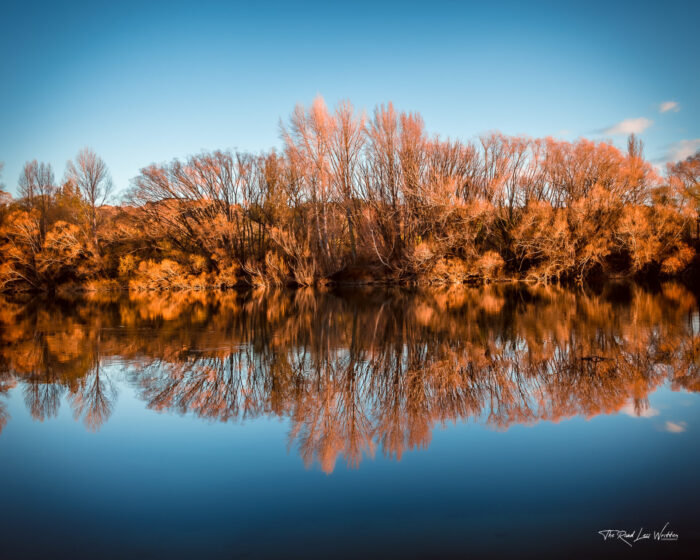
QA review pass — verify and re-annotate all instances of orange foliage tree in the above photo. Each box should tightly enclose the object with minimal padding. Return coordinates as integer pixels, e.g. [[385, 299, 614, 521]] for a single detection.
[[1, 104, 699, 292]]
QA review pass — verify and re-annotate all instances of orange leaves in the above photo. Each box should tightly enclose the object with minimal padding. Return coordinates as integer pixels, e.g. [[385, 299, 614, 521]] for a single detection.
[[616, 190, 696, 276], [617, 206, 659, 272], [41, 222, 83, 263], [513, 202, 574, 280], [668, 151, 700, 212], [661, 245, 695, 275], [3, 101, 699, 292], [0, 210, 90, 290], [475, 251, 505, 280]]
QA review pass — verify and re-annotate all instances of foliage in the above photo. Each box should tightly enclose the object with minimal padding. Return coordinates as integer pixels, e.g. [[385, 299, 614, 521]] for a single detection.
[[1, 106, 699, 293]]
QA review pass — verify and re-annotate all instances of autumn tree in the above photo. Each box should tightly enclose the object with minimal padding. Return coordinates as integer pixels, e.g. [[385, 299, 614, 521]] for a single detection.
[[328, 100, 366, 263], [362, 103, 429, 274], [1, 100, 698, 291], [0, 162, 90, 292], [669, 151, 700, 237], [282, 96, 342, 276], [18, 160, 55, 243], [65, 148, 113, 253]]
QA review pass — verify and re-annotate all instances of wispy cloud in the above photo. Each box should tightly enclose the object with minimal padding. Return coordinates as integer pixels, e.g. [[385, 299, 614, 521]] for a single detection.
[[667, 139, 700, 162], [659, 101, 680, 113], [665, 421, 687, 433], [603, 117, 653, 135]]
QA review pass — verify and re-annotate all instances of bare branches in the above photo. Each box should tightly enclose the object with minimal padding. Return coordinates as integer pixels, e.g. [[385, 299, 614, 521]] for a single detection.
[[66, 148, 113, 253], [1, 99, 697, 292], [17, 160, 55, 243], [66, 148, 113, 208]]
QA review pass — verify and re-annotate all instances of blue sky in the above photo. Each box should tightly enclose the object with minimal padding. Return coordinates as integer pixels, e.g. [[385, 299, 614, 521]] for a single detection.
[[1, 0, 698, 196]]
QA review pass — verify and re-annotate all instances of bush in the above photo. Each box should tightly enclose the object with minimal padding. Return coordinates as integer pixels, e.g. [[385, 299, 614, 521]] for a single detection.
[[131, 259, 186, 291], [476, 251, 505, 280]]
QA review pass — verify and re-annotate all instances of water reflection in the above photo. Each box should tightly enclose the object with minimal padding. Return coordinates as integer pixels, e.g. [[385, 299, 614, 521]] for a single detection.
[[0, 283, 698, 472]]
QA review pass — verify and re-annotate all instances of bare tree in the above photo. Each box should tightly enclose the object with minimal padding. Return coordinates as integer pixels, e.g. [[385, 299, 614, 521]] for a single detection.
[[18, 160, 55, 242], [281, 96, 339, 274], [668, 150, 700, 238], [65, 148, 113, 252], [329, 101, 366, 263]]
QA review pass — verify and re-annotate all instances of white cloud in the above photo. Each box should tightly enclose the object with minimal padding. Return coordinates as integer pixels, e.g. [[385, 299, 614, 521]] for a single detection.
[[603, 117, 653, 135], [665, 421, 687, 433], [620, 402, 659, 418], [659, 101, 680, 113], [667, 139, 700, 162]]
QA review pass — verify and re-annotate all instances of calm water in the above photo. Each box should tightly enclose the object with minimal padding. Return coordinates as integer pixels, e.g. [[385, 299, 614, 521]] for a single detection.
[[0, 283, 699, 559]]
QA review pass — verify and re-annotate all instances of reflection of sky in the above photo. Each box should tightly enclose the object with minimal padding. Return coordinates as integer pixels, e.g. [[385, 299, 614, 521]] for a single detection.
[[0, 366, 697, 559], [1, 0, 699, 197]]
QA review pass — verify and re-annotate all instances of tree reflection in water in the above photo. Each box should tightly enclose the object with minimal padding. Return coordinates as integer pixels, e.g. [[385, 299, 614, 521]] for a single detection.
[[0, 283, 698, 472]]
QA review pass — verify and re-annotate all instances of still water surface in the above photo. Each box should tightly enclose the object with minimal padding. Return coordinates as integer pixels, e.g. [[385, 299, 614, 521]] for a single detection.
[[0, 283, 699, 559]]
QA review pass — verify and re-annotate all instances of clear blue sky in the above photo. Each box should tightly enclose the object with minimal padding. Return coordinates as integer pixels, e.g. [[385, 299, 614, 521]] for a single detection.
[[1, 0, 698, 197]]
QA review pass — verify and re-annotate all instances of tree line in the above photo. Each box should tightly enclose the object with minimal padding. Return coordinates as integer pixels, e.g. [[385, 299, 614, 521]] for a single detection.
[[1, 97, 699, 292]]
